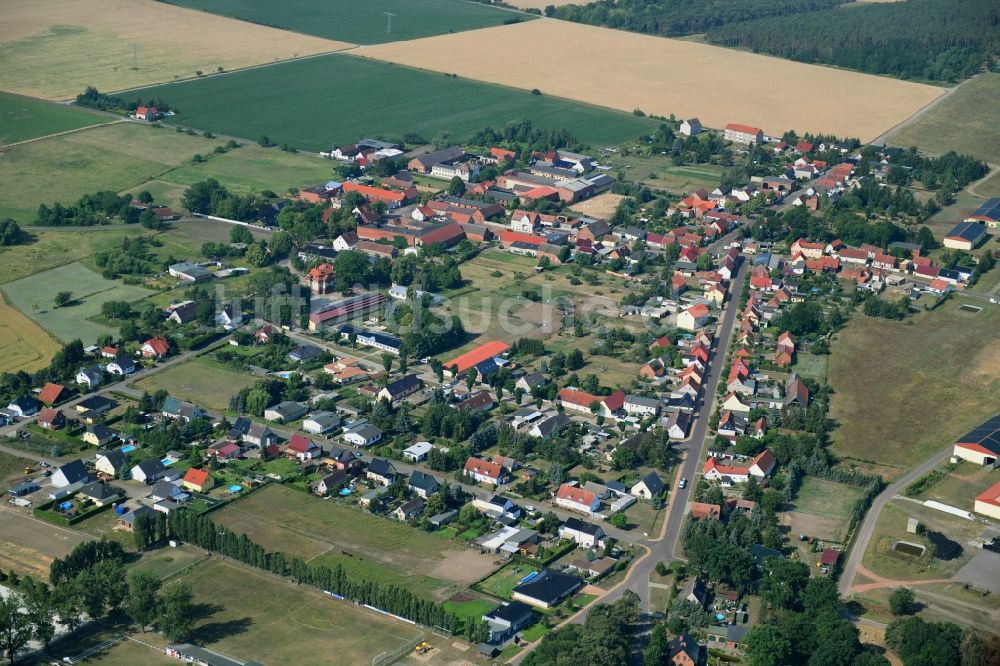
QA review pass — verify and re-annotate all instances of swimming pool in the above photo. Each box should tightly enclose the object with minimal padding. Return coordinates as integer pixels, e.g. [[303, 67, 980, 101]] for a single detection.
[[121, 445, 137, 453], [229, 484, 242, 493], [161, 457, 174, 466]]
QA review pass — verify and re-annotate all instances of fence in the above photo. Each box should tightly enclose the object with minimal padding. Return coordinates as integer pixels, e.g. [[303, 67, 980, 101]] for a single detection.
[[372, 634, 426, 666]]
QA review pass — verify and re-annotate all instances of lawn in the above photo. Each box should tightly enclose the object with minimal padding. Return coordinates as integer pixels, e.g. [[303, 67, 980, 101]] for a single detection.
[[134, 357, 258, 411], [476, 563, 540, 600], [2, 261, 153, 345], [828, 298, 1000, 479], [888, 73, 1000, 163], [35, 622, 176, 666], [0, 91, 104, 145], [131, 543, 208, 580], [792, 351, 828, 383], [213, 484, 499, 598], [0, 292, 62, 373], [160, 0, 527, 44], [782, 477, 864, 543], [443, 595, 495, 622], [132, 54, 660, 151], [168, 558, 425, 666], [910, 461, 1000, 509], [0, 122, 225, 222]]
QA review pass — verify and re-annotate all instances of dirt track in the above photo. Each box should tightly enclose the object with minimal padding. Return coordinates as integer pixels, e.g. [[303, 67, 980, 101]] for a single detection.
[[355, 18, 943, 142]]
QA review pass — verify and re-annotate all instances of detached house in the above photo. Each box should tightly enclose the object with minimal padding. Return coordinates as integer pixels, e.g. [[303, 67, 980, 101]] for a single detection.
[[141, 336, 170, 358], [76, 367, 103, 389], [677, 304, 710, 331], [555, 483, 601, 515], [366, 458, 398, 486], [38, 383, 69, 406], [182, 467, 213, 493], [631, 472, 666, 500], [559, 517, 606, 548], [703, 449, 777, 485], [106, 355, 136, 376], [286, 433, 322, 461], [464, 457, 507, 486], [377, 374, 421, 404]]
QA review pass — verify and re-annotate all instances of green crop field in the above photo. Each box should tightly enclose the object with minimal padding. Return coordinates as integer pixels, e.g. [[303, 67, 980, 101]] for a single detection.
[[888, 73, 1000, 164], [161, 0, 526, 44], [829, 297, 1000, 480], [2, 261, 153, 345], [132, 54, 659, 151], [0, 91, 105, 145], [134, 357, 258, 410]]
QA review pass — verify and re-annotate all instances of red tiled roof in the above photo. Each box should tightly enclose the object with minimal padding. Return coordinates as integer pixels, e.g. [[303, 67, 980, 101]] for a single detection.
[[183, 467, 210, 487], [38, 382, 66, 405], [444, 341, 510, 375], [975, 479, 1000, 509], [500, 231, 544, 247], [342, 182, 406, 203], [556, 483, 596, 507], [464, 456, 503, 480], [144, 337, 169, 355], [288, 433, 317, 453], [725, 123, 762, 135]]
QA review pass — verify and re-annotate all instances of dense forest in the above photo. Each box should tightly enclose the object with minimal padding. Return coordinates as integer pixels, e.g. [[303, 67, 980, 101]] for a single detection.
[[707, 0, 998, 82], [546, 0, 845, 38], [547, 0, 998, 82]]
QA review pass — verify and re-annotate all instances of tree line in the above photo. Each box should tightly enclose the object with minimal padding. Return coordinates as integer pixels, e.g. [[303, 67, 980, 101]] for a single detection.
[[75, 86, 173, 114]]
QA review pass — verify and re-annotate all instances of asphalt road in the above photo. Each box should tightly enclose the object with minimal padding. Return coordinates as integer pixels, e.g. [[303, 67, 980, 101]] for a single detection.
[[838, 445, 954, 597], [565, 257, 750, 620]]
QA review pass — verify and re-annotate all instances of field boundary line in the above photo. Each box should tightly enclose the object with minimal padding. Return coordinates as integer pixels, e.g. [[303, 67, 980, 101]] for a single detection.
[[0, 120, 124, 150]]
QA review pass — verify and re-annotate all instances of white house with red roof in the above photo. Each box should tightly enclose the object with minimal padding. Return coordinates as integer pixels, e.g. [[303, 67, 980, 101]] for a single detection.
[[677, 304, 710, 331], [464, 457, 507, 485], [555, 483, 601, 515], [703, 450, 776, 485], [973, 479, 1000, 520], [286, 433, 322, 461], [557, 388, 625, 418], [724, 123, 764, 145], [141, 336, 169, 358]]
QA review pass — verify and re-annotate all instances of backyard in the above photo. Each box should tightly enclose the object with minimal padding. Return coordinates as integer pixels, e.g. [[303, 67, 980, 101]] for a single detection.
[[782, 477, 864, 544]]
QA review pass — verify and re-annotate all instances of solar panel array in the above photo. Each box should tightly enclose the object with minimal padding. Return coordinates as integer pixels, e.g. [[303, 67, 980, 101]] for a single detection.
[[957, 413, 1000, 454]]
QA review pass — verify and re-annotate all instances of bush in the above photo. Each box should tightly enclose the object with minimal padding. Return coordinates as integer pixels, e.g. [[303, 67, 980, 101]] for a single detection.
[[889, 587, 915, 615]]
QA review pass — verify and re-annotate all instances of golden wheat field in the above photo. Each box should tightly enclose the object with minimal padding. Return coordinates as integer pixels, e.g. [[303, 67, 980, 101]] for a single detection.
[[511, 0, 590, 9], [0, 294, 62, 374], [356, 19, 943, 142], [0, 0, 353, 100]]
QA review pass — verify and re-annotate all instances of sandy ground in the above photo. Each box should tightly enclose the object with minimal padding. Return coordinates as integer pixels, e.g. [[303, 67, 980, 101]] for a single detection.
[[0, 0, 354, 99], [570, 192, 625, 219], [355, 19, 943, 142], [0, 507, 90, 579]]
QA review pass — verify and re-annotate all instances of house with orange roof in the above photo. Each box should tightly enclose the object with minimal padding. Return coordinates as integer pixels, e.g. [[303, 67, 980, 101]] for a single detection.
[[38, 382, 69, 406], [703, 450, 776, 484], [182, 467, 213, 493], [557, 388, 625, 417], [678, 303, 710, 331], [37, 408, 65, 431], [724, 123, 764, 145], [308, 263, 335, 295], [141, 336, 170, 358], [444, 341, 510, 377], [689, 501, 721, 521], [555, 483, 601, 514], [342, 182, 413, 208]]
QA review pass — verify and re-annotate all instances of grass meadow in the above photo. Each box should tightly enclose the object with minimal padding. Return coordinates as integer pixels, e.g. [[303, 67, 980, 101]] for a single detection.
[[168, 558, 423, 666], [133, 54, 660, 151], [0, 121, 336, 221], [161, 0, 526, 44], [134, 357, 258, 410], [2, 261, 153, 345], [888, 73, 1000, 163], [0, 91, 104, 145], [828, 297, 1000, 480]]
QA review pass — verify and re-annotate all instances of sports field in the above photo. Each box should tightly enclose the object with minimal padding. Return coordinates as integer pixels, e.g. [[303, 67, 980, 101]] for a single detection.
[[132, 54, 659, 150], [888, 73, 1000, 163], [0, 91, 104, 145], [170, 558, 425, 666], [162, 0, 526, 44], [829, 297, 1000, 480], [2, 261, 153, 345], [0, 293, 62, 374], [357, 18, 944, 142], [0, 0, 350, 100], [213, 484, 499, 600]]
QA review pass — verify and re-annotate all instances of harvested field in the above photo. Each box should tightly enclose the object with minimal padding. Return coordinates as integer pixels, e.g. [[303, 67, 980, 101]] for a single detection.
[[0, 507, 90, 580], [135, 53, 658, 150], [0, 0, 352, 100], [0, 91, 104, 145], [888, 73, 1000, 163], [356, 19, 944, 142], [828, 297, 1000, 479], [162, 0, 525, 44], [0, 293, 62, 373], [570, 193, 625, 219]]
